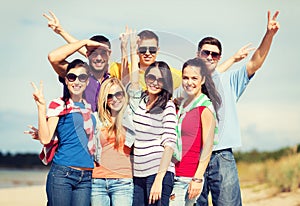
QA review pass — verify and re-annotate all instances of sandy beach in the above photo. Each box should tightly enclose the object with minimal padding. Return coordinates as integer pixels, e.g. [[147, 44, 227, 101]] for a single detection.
[[1, 184, 300, 206]]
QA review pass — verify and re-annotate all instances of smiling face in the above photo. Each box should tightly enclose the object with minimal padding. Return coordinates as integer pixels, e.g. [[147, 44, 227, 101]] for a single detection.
[[138, 39, 159, 70], [182, 65, 205, 99], [106, 84, 125, 115], [145, 66, 163, 95], [197, 44, 221, 71], [65, 66, 89, 98], [87, 47, 110, 74]]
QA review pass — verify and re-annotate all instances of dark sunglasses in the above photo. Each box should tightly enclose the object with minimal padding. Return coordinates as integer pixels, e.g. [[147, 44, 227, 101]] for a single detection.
[[107, 91, 125, 101], [66, 73, 89, 82], [200, 50, 221, 60], [145, 74, 164, 86], [138, 46, 158, 54]]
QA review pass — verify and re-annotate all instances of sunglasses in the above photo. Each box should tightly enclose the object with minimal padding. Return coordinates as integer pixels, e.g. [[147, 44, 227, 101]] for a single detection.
[[138, 46, 158, 54], [200, 50, 221, 60], [107, 91, 125, 101], [66, 73, 89, 82], [145, 74, 164, 87]]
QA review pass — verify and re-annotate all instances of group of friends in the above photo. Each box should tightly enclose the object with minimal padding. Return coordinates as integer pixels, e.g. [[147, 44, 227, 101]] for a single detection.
[[25, 10, 280, 206]]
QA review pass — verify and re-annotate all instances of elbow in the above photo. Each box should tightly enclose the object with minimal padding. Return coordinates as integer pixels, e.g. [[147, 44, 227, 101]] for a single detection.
[[48, 52, 57, 64]]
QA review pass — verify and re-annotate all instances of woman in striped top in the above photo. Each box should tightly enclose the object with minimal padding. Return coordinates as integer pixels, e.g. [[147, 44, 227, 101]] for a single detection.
[[128, 31, 177, 206]]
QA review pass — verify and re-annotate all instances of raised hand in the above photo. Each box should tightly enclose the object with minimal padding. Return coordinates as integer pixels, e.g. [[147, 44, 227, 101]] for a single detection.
[[232, 43, 256, 63], [31, 81, 46, 108], [24, 125, 39, 140], [85, 39, 111, 53], [267, 10, 280, 35], [119, 26, 130, 50], [43, 11, 63, 34]]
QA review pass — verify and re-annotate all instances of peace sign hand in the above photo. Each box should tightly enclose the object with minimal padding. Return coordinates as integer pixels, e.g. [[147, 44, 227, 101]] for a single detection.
[[267, 10, 280, 36], [31, 81, 46, 108], [43, 11, 63, 34]]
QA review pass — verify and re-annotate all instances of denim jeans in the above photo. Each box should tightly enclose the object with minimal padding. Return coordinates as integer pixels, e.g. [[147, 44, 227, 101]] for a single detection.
[[46, 163, 92, 206], [133, 171, 174, 206], [196, 149, 242, 206], [169, 176, 203, 206], [91, 178, 133, 206]]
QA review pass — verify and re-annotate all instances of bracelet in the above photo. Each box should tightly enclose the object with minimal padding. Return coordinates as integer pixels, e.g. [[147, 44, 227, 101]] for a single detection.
[[192, 177, 203, 183]]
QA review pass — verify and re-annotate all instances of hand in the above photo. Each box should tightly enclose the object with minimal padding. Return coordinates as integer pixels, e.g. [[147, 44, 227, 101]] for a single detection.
[[232, 43, 256, 63], [43, 11, 63, 34], [85, 40, 111, 52], [128, 28, 140, 56], [119, 26, 130, 50], [149, 178, 162, 204], [24, 125, 39, 140], [267, 10, 280, 36], [31, 81, 46, 108], [188, 180, 203, 199]]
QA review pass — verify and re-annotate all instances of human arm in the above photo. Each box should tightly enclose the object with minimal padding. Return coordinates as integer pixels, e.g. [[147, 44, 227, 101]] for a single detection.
[[149, 146, 174, 204], [129, 29, 140, 90], [48, 39, 104, 77], [217, 43, 255, 73], [24, 125, 39, 140], [120, 26, 130, 85], [246, 10, 280, 77], [31, 81, 59, 145], [188, 108, 215, 199], [43, 11, 87, 56], [149, 102, 177, 204]]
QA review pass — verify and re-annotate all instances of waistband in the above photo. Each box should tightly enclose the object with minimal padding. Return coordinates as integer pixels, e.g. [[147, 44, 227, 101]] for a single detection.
[[212, 148, 232, 155]]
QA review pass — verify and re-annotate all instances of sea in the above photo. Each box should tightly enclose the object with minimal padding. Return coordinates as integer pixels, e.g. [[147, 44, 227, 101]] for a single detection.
[[0, 168, 49, 188]]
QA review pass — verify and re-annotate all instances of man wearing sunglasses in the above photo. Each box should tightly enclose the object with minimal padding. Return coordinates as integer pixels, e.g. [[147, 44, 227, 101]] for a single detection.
[[195, 11, 280, 206], [110, 29, 182, 90], [44, 11, 111, 112]]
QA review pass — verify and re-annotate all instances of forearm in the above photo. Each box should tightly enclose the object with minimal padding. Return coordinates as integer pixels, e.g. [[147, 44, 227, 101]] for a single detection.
[[155, 146, 174, 181], [121, 45, 129, 85], [247, 30, 275, 76], [48, 39, 88, 77], [130, 44, 139, 90], [37, 106, 50, 144], [217, 56, 236, 73]]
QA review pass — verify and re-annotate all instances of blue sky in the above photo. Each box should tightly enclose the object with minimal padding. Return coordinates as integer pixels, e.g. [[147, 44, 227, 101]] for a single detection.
[[1, 0, 299, 153]]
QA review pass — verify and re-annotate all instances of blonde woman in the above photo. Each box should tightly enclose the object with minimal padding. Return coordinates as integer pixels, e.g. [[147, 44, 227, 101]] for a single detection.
[[91, 77, 134, 206]]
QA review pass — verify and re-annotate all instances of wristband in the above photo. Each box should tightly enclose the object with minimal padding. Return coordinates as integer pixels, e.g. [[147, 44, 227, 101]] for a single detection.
[[192, 177, 203, 183]]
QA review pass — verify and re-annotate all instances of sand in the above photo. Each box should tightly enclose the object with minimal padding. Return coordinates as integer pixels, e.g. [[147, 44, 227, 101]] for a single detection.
[[0, 184, 299, 206], [0, 185, 47, 206]]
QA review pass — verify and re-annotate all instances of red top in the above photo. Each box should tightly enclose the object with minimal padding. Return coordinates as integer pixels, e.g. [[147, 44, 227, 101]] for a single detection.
[[175, 106, 205, 177]]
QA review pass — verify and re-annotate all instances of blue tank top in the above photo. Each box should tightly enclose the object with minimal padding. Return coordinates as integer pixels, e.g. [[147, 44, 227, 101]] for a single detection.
[[53, 102, 95, 168]]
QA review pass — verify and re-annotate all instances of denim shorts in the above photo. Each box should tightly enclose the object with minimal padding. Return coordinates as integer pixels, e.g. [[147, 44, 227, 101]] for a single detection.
[[196, 148, 242, 206], [91, 178, 133, 206], [46, 163, 92, 206], [169, 176, 203, 206]]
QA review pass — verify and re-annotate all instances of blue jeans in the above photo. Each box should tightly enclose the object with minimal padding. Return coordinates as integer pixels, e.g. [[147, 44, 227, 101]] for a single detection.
[[91, 178, 133, 206], [196, 148, 242, 206], [169, 176, 202, 206], [133, 171, 174, 206], [46, 163, 92, 206]]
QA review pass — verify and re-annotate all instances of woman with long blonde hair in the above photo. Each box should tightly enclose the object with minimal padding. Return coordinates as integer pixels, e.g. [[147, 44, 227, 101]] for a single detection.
[[91, 77, 133, 206]]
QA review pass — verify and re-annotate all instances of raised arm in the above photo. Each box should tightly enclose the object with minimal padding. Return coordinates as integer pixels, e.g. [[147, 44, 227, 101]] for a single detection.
[[120, 26, 130, 85], [48, 39, 104, 77], [43, 11, 87, 56], [246, 10, 280, 77], [217, 43, 255, 73], [31, 81, 59, 145], [129, 29, 140, 90]]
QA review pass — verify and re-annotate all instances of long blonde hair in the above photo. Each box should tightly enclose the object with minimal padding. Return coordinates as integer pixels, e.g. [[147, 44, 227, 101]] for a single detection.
[[98, 78, 128, 148]]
